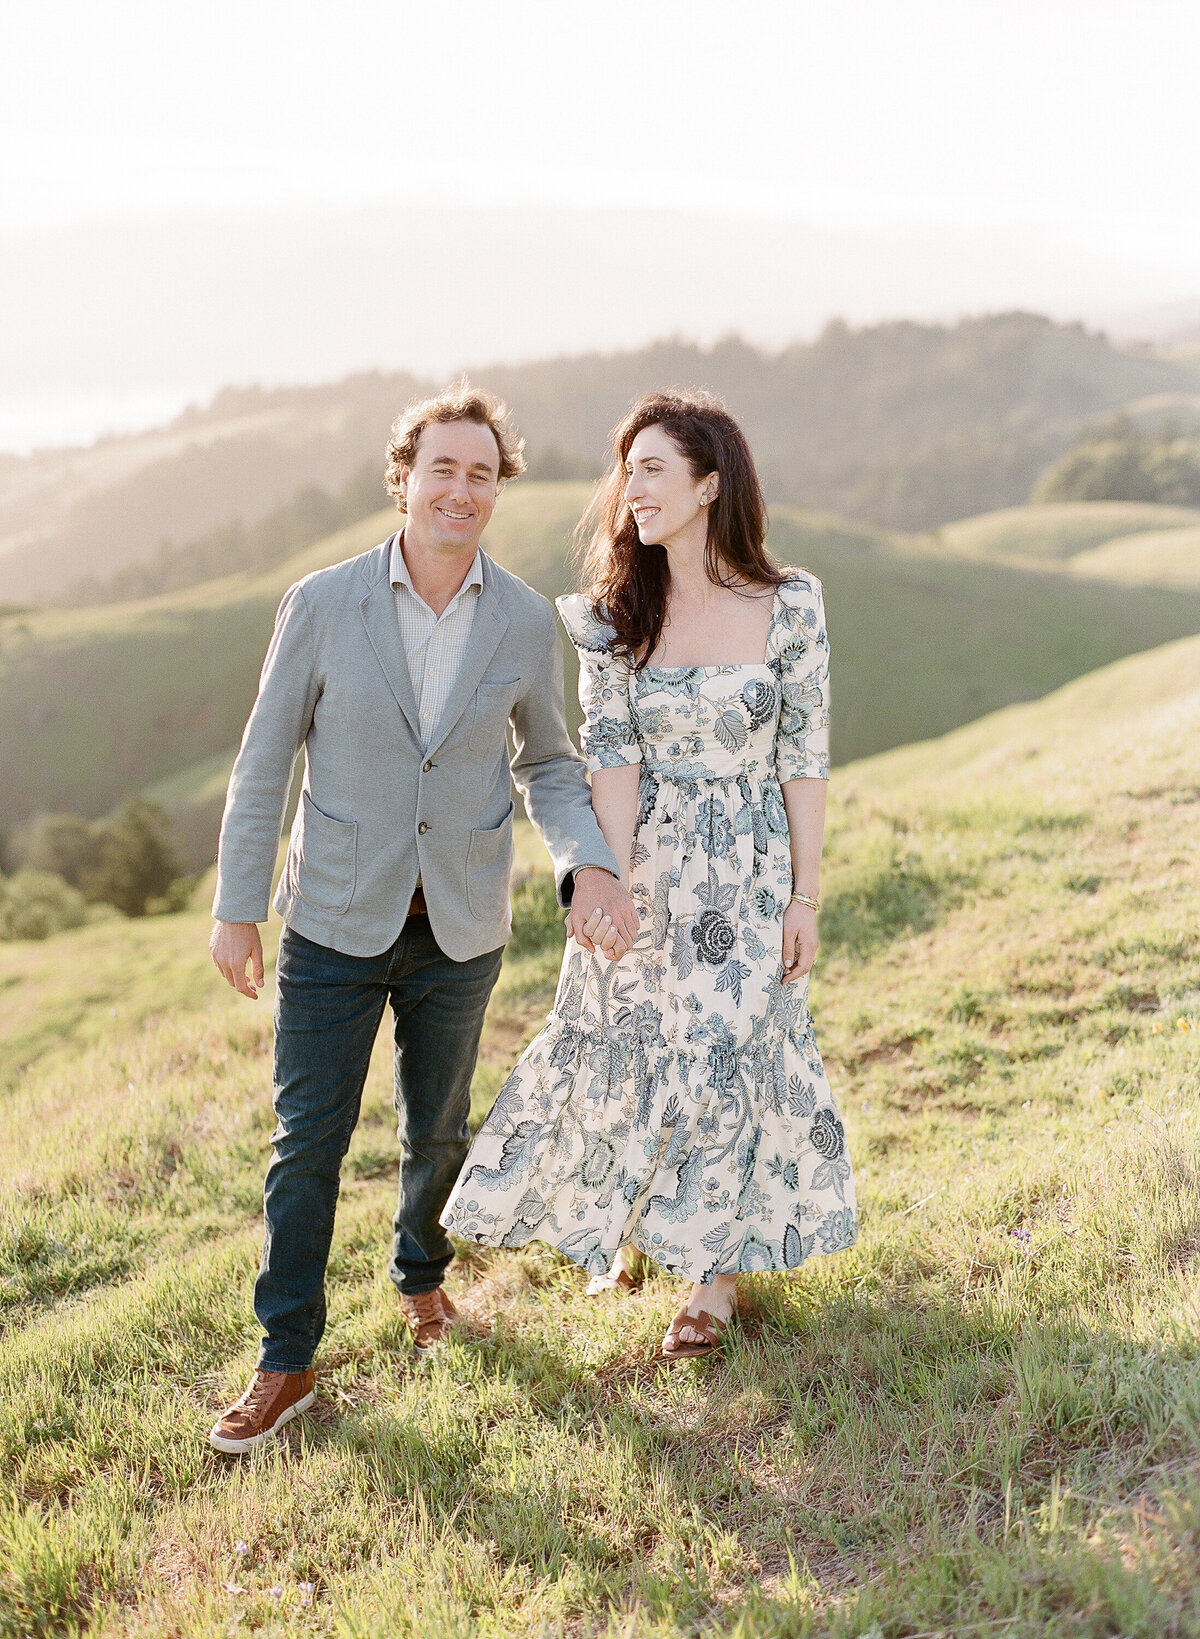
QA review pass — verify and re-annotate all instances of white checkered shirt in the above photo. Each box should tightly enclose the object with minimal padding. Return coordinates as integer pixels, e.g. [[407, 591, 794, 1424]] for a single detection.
[[390, 534, 484, 747]]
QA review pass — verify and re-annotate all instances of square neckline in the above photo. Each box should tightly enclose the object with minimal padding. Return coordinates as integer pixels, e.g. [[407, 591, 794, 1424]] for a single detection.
[[639, 582, 784, 675]]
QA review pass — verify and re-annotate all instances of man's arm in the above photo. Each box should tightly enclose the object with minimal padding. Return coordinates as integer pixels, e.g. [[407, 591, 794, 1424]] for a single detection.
[[508, 623, 622, 904], [209, 583, 320, 996]]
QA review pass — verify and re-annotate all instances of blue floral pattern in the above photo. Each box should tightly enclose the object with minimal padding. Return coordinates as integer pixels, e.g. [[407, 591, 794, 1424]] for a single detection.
[[441, 576, 856, 1280]]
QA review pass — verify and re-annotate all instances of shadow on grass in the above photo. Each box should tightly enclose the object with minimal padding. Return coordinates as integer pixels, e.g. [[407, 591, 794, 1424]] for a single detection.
[[820, 841, 961, 961], [320, 1260, 1200, 1638]]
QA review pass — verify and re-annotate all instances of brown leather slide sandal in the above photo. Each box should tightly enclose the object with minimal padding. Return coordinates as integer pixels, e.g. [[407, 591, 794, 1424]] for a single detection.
[[661, 1306, 728, 1362]]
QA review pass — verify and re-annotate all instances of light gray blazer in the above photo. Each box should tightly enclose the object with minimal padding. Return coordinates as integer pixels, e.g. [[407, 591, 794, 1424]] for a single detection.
[[211, 536, 619, 960]]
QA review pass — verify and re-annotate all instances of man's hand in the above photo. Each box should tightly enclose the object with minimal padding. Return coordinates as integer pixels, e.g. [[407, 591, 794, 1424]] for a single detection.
[[210, 921, 266, 1000], [568, 868, 638, 960], [781, 902, 818, 984]]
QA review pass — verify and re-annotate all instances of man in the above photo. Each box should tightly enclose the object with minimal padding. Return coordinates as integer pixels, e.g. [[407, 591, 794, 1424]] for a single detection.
[[207, 385, 636, 1454]]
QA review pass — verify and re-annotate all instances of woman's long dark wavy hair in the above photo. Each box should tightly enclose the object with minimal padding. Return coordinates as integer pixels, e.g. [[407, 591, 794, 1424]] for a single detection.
[[578, 390, 786, 666]]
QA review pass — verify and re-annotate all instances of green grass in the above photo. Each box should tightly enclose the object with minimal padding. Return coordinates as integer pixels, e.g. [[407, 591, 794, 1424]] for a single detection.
[[3, 635, 1200, 1634], [936, 500, 1200, 561]]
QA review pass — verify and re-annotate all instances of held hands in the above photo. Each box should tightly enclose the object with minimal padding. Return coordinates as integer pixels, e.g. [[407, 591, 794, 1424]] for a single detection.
[[568, 867, 639, 961], [781, 900, 818, 984], [210, 921, 266, 1000]]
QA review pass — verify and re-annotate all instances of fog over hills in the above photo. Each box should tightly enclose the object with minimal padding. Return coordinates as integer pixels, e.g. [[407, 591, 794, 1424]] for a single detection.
[[5, 204, 1197, 413]]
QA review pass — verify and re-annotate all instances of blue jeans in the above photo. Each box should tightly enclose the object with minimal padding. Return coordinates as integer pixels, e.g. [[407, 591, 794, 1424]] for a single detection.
[[255, 920, 504, 1373]]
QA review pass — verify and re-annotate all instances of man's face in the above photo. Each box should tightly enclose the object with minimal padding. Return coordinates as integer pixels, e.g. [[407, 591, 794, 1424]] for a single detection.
[[400, 419, 502, 555]]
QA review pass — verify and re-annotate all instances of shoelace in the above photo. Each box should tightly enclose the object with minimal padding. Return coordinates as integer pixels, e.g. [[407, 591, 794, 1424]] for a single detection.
[[239, 1373, 283, 1413]]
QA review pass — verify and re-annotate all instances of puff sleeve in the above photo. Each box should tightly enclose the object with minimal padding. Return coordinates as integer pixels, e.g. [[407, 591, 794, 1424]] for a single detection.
[[769, 574, 831, 782], [555, 593, 644, 774]]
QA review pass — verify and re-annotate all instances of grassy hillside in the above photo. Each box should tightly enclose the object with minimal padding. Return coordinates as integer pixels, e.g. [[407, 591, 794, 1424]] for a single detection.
[[0, 510, 395, 831], [936, 500, 1200, 561], [933, 500, 1200, 593], [0, 375, 422, 607], [2, 636, 1198, 1636], [1067, 523, 1200, 590], [3, 484, 1199, 866]]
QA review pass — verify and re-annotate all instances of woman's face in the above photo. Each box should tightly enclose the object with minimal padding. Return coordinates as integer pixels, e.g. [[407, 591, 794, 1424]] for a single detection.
[[623, 425, 717, 547]]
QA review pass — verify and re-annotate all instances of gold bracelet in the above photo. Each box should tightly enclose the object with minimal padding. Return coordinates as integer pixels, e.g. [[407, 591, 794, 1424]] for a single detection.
[[789, 891, 820, 912]]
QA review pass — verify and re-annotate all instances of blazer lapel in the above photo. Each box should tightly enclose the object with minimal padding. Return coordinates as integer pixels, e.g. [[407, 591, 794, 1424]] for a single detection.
[[359, 541, 423, 743], [424, 562, 510, 758]]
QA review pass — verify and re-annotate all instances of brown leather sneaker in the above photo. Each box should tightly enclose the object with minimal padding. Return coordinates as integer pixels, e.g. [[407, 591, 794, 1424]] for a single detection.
[[399, 1288, 460, 1355], [208, 1368, 316, 1454]]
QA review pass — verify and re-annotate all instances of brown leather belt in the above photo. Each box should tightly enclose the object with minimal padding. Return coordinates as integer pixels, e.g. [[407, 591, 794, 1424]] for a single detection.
[[409, 883, 428, 917]]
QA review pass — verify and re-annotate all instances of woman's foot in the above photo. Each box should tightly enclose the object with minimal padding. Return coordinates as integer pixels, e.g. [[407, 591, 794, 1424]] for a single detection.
[[585, 1245, 642, 1297], [662, 1273, 738, 1357]]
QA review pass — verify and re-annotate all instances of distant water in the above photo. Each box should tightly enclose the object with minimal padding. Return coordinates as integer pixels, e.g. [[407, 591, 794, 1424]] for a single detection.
[[0, 390, 209, 456]]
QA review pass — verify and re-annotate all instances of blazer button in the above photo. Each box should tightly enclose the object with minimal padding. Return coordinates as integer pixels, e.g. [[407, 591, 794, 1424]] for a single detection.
[[422, 759, 434, 772], [417, 821, 429, 835]]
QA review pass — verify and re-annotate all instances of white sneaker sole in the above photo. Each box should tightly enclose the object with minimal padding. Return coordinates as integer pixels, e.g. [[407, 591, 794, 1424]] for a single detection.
[[208, 1389, 316, 1455]]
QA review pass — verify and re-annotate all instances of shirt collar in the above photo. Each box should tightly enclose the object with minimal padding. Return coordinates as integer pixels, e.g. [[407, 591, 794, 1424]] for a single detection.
[[390, 531, 484, 604]]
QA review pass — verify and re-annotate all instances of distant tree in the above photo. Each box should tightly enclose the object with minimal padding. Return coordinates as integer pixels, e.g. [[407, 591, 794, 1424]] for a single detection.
[[0, 869, 87, 941], [17, 801, 183, 916], [16, 812, 103, 893], [1032, 418, 1200, 504], [89, 799, 182, 917]]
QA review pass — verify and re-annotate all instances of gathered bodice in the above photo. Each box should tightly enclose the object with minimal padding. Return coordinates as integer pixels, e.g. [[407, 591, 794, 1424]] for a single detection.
[[557, 574, 832, 792], [631, 664, 783, 784]]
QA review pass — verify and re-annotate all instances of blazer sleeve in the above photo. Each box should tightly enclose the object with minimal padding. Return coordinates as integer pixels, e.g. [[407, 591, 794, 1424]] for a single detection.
[[555, 593, 643, 772], [508, 602, 621, 906], [769, 574, 831, 783], [211, 582, 321, 922]]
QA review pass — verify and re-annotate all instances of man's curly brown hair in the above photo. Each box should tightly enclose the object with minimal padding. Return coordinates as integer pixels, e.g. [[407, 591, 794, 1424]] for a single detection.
[[383, 383, 526, 512]]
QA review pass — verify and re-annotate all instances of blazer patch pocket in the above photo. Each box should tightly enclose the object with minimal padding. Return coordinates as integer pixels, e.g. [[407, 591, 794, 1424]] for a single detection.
[[468, 680, 522, 751], [466, 801, 515, 920], [297, 790, 358, 914]]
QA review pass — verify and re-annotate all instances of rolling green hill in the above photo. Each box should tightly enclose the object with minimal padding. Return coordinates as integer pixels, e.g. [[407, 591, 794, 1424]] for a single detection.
[[935, 500, 1200, 561], [2, 632, 1198, 1635], [1066, 522, 1200, 590], [3, 484, 1199, 868], [932, 499, 1200, 593]]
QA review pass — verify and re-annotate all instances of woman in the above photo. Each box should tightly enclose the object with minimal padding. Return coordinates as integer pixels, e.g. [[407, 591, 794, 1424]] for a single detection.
[[441, 391, 856, 1359]]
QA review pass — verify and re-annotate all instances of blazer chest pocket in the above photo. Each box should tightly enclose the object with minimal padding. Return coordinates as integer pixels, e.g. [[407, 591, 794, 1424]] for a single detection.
[[296, 790, 358, 914], [468, 680, 522, 751], [466, 801, 514, 921]]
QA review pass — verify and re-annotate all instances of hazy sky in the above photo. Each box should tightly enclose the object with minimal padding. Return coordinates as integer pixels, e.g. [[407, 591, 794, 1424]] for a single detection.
[[3, 0, 1199, 447]]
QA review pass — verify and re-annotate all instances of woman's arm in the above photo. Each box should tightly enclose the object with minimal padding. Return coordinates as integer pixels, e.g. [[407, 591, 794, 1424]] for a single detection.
[[780, 775, 827, 982], [589, 764, 640, 889], [567, 763, 640, 957]]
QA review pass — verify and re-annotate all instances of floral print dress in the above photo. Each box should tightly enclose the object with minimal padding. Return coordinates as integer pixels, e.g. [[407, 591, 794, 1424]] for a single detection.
[[441, 574, 857, 1281]]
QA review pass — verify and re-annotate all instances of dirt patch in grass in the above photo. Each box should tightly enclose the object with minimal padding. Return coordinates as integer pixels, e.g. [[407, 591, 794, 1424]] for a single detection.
[[852, 1034, 922, 1068], [479, 1009, 542, 1063]]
